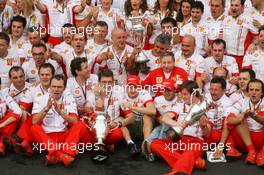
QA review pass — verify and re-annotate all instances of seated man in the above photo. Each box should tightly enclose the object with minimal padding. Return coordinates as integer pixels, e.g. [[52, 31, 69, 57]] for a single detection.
[[85, 69, 136, 159], [150, 80, 212, 175], [0, 92, 22, 155], [30, 75, 88, 167], [144, 79, 178, 161], [215, 79, 264, 166], [123, 75, 156, 155]]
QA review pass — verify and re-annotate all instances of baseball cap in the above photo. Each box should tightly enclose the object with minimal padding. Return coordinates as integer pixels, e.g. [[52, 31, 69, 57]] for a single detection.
[[162, 79, 175, 91], [127, 75, 141, 86]]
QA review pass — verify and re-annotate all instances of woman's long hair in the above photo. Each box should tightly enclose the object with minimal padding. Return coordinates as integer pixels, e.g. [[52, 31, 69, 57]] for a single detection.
[[176, 0, 193, 22], [124, 0, 148, 17], [153, 0, 175, 17]]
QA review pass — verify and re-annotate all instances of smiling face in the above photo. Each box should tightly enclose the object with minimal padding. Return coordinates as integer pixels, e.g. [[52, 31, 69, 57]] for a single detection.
[[210, 83, 225, 101], [238, 72, 251, 91]]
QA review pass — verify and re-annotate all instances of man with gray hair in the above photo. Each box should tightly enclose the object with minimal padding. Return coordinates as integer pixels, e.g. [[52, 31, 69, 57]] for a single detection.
[[139, 33, 171, 79]]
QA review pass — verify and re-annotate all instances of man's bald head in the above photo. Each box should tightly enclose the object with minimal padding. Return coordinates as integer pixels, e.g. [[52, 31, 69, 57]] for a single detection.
[[181, 35, 196, 57], [111, 28, 127, 49]]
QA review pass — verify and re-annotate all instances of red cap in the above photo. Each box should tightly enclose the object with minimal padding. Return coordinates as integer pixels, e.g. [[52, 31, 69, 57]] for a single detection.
[[127, 75, 141, 86], [162, 79, 175, 91]]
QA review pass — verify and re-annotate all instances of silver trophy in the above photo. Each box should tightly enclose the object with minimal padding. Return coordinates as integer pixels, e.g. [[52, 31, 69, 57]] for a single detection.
[[91, 112, 109, 162], [170, 89, 214, 141], [130, 15, 149, 71]]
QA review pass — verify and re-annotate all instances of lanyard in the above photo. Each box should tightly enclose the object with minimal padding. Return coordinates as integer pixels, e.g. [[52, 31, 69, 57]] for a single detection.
[[112, 47, 123, 69], [249, 99, 262, 112], [79, 80, 87, 101], [9, 87, 27, 98]]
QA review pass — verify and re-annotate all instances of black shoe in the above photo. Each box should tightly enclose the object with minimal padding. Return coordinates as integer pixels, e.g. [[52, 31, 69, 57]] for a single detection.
[[128, 143, 140, 156], [145, 152, 155, 162]]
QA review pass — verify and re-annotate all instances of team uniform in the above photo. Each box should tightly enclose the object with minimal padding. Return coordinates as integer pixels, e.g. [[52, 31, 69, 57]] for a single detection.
[[85, 39, 109, 75], [146, 95, 178, 144], [0, 92, 22, 143], [151, 102, 210, 175], [22, 59, 63, 84], [1, 82, 31, 103], [242, 47, 264, 83], [227, 98, 264, 152], [0, 51, 20, 90], [180, 20, 209, 57], [66, 75, 98, 114], [98, 45, 134, 85], [0, 5, 14, 32], [205, 14, 226, 42], [174, 51, 204, 80], [222, 13, 258, 69], [96, 6, 124, 39], [30, 91, 89, 158], [142, 67, 188, 97], [205, 94, 233, 144]]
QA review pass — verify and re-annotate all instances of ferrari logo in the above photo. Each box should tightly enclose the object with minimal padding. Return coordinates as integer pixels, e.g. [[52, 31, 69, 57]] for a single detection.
[[75, 89, 80, 95], [7, 59, 13, 66], [156, 77, 163, 84]]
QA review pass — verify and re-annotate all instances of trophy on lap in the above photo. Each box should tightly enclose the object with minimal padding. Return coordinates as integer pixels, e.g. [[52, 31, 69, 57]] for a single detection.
[[169, 89, 215, 141], [130, 15, 150, 72]]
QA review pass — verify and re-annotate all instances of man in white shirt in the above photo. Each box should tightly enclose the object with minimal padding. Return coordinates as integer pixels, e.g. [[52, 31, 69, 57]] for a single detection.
[[66, 57, 98, 115], [180, 1, 210, 57], [1, 66, 31, 103], [30, 75, 85, 167], [151, 80, 211, 174], [200, 39, 239, 90], [215, 79, 264, 166], [22, 41, 63, 84], [242, 26, 264, 82], [14, 63, 55, 156], [0, 32, 20, 90], [0, 92, 22, 155], [95, 28, 137, 85]]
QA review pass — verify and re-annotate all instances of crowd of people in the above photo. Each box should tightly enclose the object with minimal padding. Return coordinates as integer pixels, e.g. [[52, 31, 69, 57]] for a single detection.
[[0, 0, 264, 174]]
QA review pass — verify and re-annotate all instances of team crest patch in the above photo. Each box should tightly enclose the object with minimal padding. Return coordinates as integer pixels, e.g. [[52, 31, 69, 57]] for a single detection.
[[28, 50, 32, 55], [57, 103, 64, 110], [108, 12, 113, 17], [237, 19, 243, 26], [155, 59, 161, 64], [37, 93, 42, 97], [156, 77, 163, 84], [7, 59, 13, 65], [31, 69, 37, 74], [10, 92, 15, 97], [75, 89, 81, 94], [86, 85, 92, 90], [254, 53, 259, 58]]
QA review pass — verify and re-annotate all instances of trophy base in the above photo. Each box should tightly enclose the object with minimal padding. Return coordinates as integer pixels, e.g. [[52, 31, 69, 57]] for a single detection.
[[134, 62, 150, 72], [91, 144, 109, 162]]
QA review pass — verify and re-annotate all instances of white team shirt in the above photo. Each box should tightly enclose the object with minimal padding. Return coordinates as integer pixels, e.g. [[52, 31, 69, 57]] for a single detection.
[[222, 13, 257, 56], [174, 51, 204, 80], [205, 14, 226, 41], [32, 92, 78, 133], [42, 0, 72, 37], [100, 45, 134, 85], [53, 41, 73, 55], [232, 98, 264, 132], [85, 39, 109, 75], [22, 58, 63, 84], [0, 5, 14, 32], [206, 94, 233, 130], [86, 85, 131, 120], [1, 82, 31, 103], [242, 47, 264, 83], [18, 42, 33, 63], [244, 7, 264, 34], [125, 89, 153, 121], [66, 75, 98, 110], [61, 49, 95, 78], [96, 6, 124, 39], [0, 51, 20, 89], [154, 95, 178, 116], [180, 20, 209, 56], [19, 83, 49, 109]]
